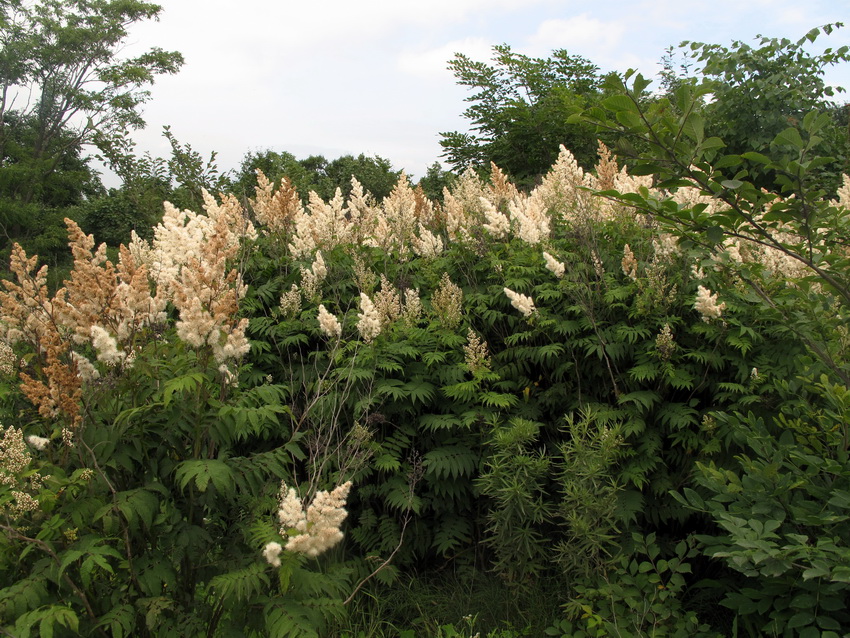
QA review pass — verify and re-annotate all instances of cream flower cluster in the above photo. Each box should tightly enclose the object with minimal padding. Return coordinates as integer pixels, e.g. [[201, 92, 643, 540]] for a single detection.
[[652, 234, 680, 261], [249, 170, 304, 233], [441, 167, 488, 243], [533, 145, 598, 224], [412, 225, 444, 258], [90, 325, 126, 366], [543, 252, 565, 278], [146, 193, 255, 298], [373, 275, 403, 327], [0, 341, 15, 376], [161, 195, 254, 364], [481, 198, 510, 239], [317, 304, 342, 338], [401, 288, 423, 325], [1, 425, 45, 519], [25, 434, 49, 451], [263, 481, 353, 563], [357, 293, 382, 342], [621, 244, 638, 280], [464, 328, 491, 373], [694, 286, 726, 322], [300, 251, 328, 300], [431, 273, 463, 329], [279, 284, 301, 317], [508, 196, 550, 245], [289, 189, 351, 258], [379, 173, 418, 257], [286, 174, 427, 260], [504, 288, 536, 317]]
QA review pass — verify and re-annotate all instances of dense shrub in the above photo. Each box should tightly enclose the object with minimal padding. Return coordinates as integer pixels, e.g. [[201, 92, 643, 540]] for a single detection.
[[1, 137, 848, 635]]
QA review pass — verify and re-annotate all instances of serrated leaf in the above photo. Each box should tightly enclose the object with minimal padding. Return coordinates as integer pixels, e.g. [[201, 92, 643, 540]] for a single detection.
[[162, 372, 206, 408], [423, 445, 477, 480], [404, 380, 436, 406], [174, 459, 235, 494]]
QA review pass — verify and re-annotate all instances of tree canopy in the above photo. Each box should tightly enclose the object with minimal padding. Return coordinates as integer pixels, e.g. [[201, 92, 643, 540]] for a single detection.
[[661, 23, 850, 190], [0, 0, 183, 265], [0, 0, 183, 205], [440, 44, 609, 188], [232, 150, 402, 203]]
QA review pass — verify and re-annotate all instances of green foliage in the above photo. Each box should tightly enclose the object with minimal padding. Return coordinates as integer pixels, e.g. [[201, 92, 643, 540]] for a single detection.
[[677, 24, 850, 190], [549, 533, 719, 638], [476, 417, 553, 584], [0, 0, 183, 205], [4, 22, 850, 635], [0, 0, 184, 268], [440, 44, 608, 186], [580, 79, 850, 384], [570, 21, 850, 636], [0, 289, 353, 636], [231, 149, 402, 203], [673, 376, 850, 636], [416, 161, 456, 202]]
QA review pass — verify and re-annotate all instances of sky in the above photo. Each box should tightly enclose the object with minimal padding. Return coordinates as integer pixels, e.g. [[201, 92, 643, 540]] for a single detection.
[[108, 0, 850, 187]]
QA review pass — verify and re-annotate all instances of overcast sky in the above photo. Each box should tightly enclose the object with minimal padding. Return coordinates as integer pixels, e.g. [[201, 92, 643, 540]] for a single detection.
[[110, 0, 850, 186]]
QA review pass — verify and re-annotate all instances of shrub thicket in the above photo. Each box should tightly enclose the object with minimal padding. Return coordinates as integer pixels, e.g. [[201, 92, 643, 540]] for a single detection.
[[1, 133, 848, 636]]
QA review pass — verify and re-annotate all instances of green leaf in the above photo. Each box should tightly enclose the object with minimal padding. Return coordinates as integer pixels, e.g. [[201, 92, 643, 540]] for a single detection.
[[705, 225, 725, 244], [432, 515, 471, 555], [208, 563, 270, 604], [174, 459, 235, 494], [741, 151, 771, 164], [162, 372, 206, 408], [115, 488, 159, 531], [787, 611, 816, 629], [603, 95, 638, 111], [773, 127, 804, 149], [713, 154, 743, 169], [701, 137, 726, 150], [830, 565, 850, 582], [404, 380, 436, 406], [423, 445, 477, 480], [373, 453, 401, 472], [94, 604, 135, 638], [817, 616, 841, 631], [419, 413, 462, 432]]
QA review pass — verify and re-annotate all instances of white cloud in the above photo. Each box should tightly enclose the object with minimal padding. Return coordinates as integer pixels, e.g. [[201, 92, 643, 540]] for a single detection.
[[103, 0, 850, 194], [397, 37, 495, 80], [526, 14, 626, 56], [142, 0, 551, 54]]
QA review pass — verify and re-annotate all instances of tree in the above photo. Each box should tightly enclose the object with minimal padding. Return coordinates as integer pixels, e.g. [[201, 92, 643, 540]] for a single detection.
[[662, 23, 850, 190], [84, 125, 227, 246], [416, 161, 455, 202], [0, 0, 183, 205], [232, 150, 402, 203], [322, 153, 401, 201], [440, 44, 607, 188]]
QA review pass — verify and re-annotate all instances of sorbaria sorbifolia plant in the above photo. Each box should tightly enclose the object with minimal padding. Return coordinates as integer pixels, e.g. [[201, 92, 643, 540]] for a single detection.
[[1, 120, 849, 635]]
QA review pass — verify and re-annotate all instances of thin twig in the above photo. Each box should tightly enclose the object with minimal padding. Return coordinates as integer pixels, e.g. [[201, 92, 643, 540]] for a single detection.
[[343, 512, 410, 606]]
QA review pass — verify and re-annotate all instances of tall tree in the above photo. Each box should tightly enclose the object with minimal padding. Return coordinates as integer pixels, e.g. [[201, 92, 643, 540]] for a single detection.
[[660, 23, 850, 190], [232, 150, 402, 203], [440, 44, 607, 188], [0, 0, 183, 205]]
